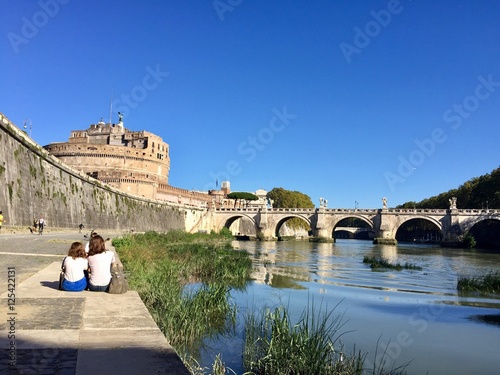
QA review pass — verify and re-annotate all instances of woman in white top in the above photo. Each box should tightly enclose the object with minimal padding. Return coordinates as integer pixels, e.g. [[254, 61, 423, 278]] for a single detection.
[[62, 242, 88, 292], [87, 235, 115, 292]]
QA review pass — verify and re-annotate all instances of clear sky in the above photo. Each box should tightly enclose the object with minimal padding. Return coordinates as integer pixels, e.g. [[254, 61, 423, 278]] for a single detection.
[[2, 0, 499, 209]]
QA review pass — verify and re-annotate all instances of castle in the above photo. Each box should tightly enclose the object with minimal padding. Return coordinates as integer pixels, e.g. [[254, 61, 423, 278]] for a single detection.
[[42, 117, 249, 208], [43, 118, 171, 199]]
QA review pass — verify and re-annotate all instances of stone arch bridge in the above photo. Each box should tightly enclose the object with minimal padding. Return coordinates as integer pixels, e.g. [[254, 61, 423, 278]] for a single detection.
[[214, 207, 500, 244]]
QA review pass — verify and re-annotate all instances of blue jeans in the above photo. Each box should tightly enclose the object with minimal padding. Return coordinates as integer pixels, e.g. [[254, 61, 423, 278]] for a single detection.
[[88, 283, 109, 292], [62, 277, 87, 292]]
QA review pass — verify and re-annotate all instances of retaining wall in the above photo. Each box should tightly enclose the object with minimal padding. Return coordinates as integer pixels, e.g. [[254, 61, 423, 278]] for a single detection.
[[0, 113, 210, 232]]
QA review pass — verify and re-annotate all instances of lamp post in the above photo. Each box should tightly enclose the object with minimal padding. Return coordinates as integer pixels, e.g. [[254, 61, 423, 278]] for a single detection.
[[23, 118, 32, 138]]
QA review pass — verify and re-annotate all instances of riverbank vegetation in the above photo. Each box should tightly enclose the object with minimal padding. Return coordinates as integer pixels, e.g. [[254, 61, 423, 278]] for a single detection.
[[363, 256, 422, 271], [244, 303, 409, 375], [113, 230, 252, 371], [457, 271, 500, 293], [244, 304, 365, 374]]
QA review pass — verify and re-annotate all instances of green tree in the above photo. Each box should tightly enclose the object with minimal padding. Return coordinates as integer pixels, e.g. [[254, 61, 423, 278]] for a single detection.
[[397, 166, 500, 209], [227, 192, 258, 208], [267, 187, 314, 209]]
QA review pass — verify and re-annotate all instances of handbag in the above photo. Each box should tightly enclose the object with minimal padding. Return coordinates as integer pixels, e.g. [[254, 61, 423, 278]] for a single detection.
[[108, 263, 128, 294], [58, 257, 66, 291]]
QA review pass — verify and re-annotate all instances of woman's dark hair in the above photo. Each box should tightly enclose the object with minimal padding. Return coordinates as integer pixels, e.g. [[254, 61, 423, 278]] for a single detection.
[[88, 235, 106, 256], [68, 242, 86, 259]]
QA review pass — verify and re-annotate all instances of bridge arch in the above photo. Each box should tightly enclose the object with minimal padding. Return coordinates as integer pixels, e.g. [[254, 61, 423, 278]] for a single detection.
[[465, 218, 500, 248], [394, 216, 443, 242], [217, 214, 257, 234], [460, 216, 500, 234], [274, 214, 312, 238], [329, 214, 374, 234]]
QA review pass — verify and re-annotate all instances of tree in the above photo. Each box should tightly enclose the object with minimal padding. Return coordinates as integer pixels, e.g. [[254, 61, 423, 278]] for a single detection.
[[267, 187, 314, 209], [267, 187, 314, 232], [227, 192, 258, 208], [397, 166, 500, 209]]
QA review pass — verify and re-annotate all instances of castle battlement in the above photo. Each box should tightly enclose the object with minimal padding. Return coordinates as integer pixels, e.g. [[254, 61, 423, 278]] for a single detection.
[[44, 120, 170, 199]]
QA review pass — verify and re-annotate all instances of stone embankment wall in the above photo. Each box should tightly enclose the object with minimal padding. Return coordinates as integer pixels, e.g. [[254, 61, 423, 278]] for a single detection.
[[0, 113, 213, 232]]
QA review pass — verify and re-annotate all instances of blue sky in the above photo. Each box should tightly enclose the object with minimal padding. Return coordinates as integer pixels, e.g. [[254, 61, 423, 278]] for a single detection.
[[2, 0, 500, 208]]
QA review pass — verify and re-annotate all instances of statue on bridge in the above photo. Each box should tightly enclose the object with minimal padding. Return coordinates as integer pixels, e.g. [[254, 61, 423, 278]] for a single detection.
[[319, 197, 328, 208], [382, 197, 388, 209], [449, 196, 457, 210]]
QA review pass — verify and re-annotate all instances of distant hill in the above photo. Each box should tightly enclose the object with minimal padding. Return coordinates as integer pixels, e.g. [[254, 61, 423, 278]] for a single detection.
[[398, 166, 500, 209]]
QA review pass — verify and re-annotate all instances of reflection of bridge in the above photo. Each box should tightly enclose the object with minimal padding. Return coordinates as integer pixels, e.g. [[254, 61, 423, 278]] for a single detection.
[[214, 207, 500, 244]]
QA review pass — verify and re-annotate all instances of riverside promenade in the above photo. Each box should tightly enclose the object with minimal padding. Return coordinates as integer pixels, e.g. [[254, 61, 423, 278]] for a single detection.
[[0, 230, 189, 374]]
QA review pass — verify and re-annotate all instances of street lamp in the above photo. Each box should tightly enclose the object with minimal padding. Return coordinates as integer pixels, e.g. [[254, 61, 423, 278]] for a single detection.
[[23, 118, 32, 138]]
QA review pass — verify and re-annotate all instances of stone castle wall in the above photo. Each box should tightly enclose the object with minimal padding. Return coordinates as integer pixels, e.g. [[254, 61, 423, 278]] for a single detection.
[[0, 113, 213, 233], [44, 122, 171, 199]]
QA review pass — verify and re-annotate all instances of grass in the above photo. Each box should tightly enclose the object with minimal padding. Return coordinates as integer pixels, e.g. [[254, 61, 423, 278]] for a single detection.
[[457, 271, 500, 293], [363, 256, 422, 271], [243, 302, 408, 375], [113, 230, 252, 365]]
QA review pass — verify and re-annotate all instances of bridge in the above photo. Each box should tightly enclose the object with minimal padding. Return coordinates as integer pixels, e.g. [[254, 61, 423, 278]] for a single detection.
[[213, 206, 500, 244]]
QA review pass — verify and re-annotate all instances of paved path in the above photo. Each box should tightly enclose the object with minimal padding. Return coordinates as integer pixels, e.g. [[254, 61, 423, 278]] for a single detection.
[[0, 231, 189, 374]]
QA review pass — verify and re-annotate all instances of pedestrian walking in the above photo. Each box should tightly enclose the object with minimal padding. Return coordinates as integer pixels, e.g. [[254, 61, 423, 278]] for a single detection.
[[38, 216, 45, 235], [0, 211, 4, 234]]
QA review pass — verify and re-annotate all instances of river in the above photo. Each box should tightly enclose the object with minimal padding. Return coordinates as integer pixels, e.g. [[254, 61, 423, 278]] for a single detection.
[[196, 239, 500, 375]]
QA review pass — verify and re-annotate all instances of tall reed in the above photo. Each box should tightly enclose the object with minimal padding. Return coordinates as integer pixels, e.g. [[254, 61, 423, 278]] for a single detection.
[[113, 230, 252, 362], [244, 302, 365, 375], [457, 271, 500, 293]]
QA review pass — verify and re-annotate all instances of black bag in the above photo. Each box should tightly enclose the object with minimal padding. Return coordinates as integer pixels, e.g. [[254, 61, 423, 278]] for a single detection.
[[108, 263, 128, 294], [58, 257, 66, 291]]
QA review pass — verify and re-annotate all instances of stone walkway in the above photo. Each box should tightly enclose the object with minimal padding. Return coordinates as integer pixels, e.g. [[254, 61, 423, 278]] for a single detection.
[[0, 232, 189, 374]]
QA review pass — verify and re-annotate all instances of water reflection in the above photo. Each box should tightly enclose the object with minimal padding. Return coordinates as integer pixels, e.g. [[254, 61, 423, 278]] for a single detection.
[[202, 239, 500, 375]]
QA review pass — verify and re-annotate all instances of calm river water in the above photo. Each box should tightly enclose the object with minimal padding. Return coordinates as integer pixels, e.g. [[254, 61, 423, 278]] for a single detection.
[[198, 240, 500, 375]]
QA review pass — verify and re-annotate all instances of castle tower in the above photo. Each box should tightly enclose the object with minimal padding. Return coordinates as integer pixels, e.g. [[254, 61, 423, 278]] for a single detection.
[[43, 119, 170, 199]]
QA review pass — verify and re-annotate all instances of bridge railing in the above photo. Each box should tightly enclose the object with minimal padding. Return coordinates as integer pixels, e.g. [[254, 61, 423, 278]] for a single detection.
[[214, 207, 500, 215], [387, 209, 448, 214], [456, 209, 500, 214], [216, 207, 317, 213], [325, 208, 378, 214], [217, 207, 262, 212], [215, 207, 379, 213]]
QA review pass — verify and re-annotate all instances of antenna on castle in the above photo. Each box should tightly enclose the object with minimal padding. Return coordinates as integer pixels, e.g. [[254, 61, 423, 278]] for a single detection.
[[109, 88, 113, 125]]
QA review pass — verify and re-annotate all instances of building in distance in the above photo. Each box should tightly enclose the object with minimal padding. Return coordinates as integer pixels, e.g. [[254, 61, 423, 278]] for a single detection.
[[43, 118, 170, 199]]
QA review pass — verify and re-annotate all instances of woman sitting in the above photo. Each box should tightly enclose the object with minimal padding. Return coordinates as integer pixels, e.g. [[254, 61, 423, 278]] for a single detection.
[[62, 242, 88, 292], [87, 234, 116, 292]]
